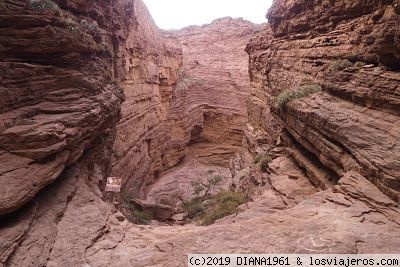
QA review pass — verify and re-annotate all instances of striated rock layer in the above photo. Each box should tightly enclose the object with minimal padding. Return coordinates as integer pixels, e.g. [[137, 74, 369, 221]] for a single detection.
[[83, 1, 400, 265], [0, 0, 137, 265], [110, 0, 184, 199], [112, 17, 259, 198], [246, 0, 400, 200], [1, 0, 399, 265], [172, 18, 259, 165], [0, 1, 259, 264]]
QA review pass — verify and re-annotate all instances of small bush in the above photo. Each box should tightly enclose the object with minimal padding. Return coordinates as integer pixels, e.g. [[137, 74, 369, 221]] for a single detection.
[[209, 175, 222, 186], [253, 154, 264, 164], [133, 210, 152, 225], [328, 59, 353, 73], [273, 84, 321, 108], [354, 61, 365, 68], [201, 191, 246, 225], [260, 156, 272, 173], [29, 0, 59, 10], [80, 19, 98, 31], [65, 18, 79, 33], [193, 184, 205, 196], [183, 198, 205, 219]]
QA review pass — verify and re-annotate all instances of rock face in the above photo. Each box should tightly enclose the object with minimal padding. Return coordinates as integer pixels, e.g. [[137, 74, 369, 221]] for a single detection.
[[0, 1, 259, 265], [112, 17, 258, 198], [1, 0, 400, 265], [84, 171, 400, 267], [0, 1, 124, 216], [172, 18, 259, 165], [246, 0, 400, 200], [82, 1, 400, 264], [0, 0, 140, 265], [110, 0, 184, 199]]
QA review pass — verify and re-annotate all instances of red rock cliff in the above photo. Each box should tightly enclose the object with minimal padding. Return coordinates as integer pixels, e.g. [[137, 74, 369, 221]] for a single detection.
[[246, 0, 400, 200], [112, 17, 259, 198], [0, 0, 168, 265]]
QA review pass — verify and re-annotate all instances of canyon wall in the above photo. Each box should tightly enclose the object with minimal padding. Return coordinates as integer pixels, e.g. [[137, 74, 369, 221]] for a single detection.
[[110, 0, 185, 199], [0, 1, 259, 263], [172, 18, 259, 165], [112, 17, 258, 198], [246, 0, 400, 199], [0, 0, 157, 265]]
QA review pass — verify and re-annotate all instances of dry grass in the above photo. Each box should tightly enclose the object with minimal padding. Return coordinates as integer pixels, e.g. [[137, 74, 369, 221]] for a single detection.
[[29, 0, 58, 10], [273, 84, 321, 108], [328, 59, 353, 73], [201, 191, 246, 225]]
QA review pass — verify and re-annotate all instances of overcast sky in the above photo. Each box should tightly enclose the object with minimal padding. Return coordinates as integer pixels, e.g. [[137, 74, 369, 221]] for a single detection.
[[142, 0, 273, 30]]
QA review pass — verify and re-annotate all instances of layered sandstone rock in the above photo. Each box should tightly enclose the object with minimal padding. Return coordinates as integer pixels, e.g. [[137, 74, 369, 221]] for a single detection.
[[0, 2, 124, 216], [112, 17, 259, 199], [1, 0, 399, 265], [84, 170, 400, 266], [172, 18, 259, 165], [246, 0, 400, 200], [110, 0, 185, 199], [0, 0, 134, 265]]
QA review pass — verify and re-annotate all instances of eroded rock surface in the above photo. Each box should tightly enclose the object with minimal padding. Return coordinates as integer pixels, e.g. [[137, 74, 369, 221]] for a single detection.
[[112, 17, 259, 199], [1, 0, 400, 266], [84, 171, 400, 267], [246, 0, 400, 200], [172, 18, 260, 165]]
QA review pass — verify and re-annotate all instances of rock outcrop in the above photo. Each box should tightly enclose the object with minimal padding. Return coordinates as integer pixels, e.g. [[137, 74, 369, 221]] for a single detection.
[[83, 1, 400, 265], [112, 17, 259, 198], [246, 0, 400, 200], [110, 0, 184, 199], [1, 0, 400, 265], [172, 18, 259, 165], [0, 0, 137, 265], [0, 1, 124, 216]]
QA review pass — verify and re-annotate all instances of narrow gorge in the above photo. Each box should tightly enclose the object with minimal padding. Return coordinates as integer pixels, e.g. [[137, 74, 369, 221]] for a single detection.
[[0, 0, 399, 266]]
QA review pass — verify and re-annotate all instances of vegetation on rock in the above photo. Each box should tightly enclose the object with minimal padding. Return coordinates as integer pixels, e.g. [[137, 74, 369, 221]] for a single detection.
[[201, 191, 246, 225], [273, 84, 321, 108], [121, 191, 153, 225], [328, 59, 353, 73], [29, 0, 59, 10], [80, 19, 99, 31], [65, 18, 79, 33], [253, 153, 272, 173]]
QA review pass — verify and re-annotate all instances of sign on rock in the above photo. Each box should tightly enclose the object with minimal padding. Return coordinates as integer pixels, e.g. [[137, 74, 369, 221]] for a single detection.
[[105, 177, 122, 192]]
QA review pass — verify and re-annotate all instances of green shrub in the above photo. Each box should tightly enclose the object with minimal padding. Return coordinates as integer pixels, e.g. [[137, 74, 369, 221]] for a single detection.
[[193, 184, 205, 196], [328, 59, 353, 73], [253, 154, 264, 164], [183, 198, 205, 219], [29, 0, 58, 10], [273, 84, 321, 108], [354, 61, 365, 68], [260, 156, 271, 173], [209, 175, 222, 186], [133, 210, 152, 225], [201, 191, 246, 225]]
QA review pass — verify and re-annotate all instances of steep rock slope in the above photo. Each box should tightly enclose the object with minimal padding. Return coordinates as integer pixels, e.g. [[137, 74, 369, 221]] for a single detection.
[[0, 0, 124, 217], [81, 1, 400, 265], [110, 0, 184, 199], [0, 0, 154, 265], [246, 0, 400, 199], [172, 18, 259, 165], [113, 17, 259, 198]]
